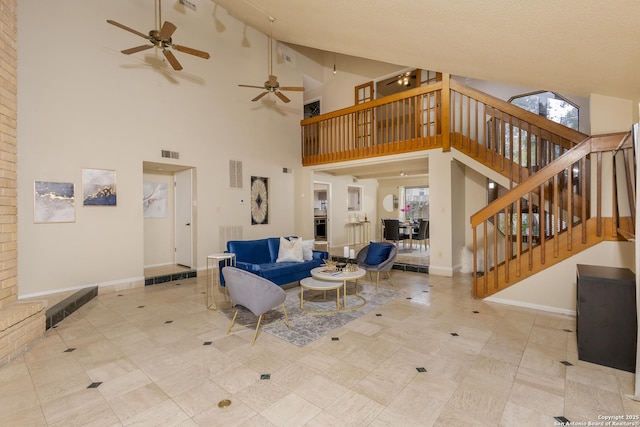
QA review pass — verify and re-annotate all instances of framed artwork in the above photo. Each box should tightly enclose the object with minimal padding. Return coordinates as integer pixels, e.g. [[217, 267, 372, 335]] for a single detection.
[[82, 168, 116, 206], [250, 176, 268, 225], [34, 181, 75, 223], [143, 182, 168, 218]]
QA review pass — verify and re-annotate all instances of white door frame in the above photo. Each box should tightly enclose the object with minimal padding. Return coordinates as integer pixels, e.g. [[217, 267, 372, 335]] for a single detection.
[[314, 181, 331, 248], [175, 169, 194, 268]]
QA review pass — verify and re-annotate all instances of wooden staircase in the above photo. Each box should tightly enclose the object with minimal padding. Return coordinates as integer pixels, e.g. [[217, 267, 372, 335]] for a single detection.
[[469, 132, 634, 298]]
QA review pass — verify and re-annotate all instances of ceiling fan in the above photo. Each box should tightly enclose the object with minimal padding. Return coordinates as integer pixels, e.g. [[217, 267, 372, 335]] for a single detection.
[[388, 71, 416, 87], [238, 18, 304, 103], [106, 0, 210, 71]]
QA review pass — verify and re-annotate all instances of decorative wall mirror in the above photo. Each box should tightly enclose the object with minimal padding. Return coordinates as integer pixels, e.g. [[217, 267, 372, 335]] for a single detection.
[[382, 194, 397, 212], [347, 185, 362, 211]]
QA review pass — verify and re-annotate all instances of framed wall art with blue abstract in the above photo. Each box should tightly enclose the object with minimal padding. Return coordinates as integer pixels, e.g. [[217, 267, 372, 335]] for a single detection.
[[82, 168, 116, 206], [34, 181, 75, 223]]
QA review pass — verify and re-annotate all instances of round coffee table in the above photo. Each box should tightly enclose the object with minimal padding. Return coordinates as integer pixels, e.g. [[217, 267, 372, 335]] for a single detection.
[[310, 266, 366, 310], [300, 277, 343, 314]]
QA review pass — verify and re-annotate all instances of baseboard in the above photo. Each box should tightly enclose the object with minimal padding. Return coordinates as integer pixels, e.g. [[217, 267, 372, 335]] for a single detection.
[[144, 270, 197, 286], [45, 286, 98, 329], [427, 265, 454, 277], [484, 296, 576, 316]]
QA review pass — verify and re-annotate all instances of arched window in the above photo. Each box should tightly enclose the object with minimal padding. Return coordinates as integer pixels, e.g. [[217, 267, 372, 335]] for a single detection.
[[509, 91, 579, 131]]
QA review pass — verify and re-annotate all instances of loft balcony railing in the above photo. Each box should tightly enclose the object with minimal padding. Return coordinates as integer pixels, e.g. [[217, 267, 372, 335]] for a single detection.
[[301, 74, 588, 176], [301, 81, 445, 165]]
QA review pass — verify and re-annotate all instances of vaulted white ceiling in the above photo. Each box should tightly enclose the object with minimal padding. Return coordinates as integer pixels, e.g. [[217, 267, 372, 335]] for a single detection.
[[213, 0, 640, 101]]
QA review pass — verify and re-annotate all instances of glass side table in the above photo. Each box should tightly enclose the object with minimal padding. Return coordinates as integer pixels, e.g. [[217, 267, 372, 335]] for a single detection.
[[206, 253, 236, 310]]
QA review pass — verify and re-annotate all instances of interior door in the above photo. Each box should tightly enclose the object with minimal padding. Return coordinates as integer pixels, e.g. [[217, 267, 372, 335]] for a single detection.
[[355, 81, 374, 148], [175, 169, 193, 267]]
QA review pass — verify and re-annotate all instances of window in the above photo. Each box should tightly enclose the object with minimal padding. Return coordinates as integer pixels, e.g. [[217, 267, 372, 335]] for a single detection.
[[403, 187, 429, 220], [303, 100, 320, 119], [509, 91, 579, 131]]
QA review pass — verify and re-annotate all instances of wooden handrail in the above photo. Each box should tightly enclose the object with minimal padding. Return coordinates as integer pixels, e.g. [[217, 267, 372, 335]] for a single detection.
[[300, 82, 444, 126], [449, 80, 587, 145], [471, 139, 590, 227], [471, 132, 628, 227]]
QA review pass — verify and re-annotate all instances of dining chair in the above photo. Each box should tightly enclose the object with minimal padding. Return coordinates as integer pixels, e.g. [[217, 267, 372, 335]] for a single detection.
[[412, 219, 429, 251], [382, 219, 409, 248]]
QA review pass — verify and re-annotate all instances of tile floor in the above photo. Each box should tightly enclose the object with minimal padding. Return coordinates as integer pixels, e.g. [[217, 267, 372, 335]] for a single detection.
[[3, 269, 639, 426]]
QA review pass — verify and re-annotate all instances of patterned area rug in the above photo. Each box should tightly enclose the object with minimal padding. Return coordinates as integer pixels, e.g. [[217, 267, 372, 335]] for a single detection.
[[222, 283, 403, 347]]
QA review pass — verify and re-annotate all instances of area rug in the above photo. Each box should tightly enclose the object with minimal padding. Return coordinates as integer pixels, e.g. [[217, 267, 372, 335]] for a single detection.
[[222, 283, 403, 347]]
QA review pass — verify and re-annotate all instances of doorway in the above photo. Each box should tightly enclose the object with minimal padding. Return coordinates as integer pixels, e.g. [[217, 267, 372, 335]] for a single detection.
[[143, 161, 196, 279], [313, 182, 330, 247]]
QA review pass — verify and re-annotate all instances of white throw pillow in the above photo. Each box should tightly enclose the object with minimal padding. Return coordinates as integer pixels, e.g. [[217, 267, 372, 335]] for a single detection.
[[276, 237, 304, 262], [302, 239, 315, 261]]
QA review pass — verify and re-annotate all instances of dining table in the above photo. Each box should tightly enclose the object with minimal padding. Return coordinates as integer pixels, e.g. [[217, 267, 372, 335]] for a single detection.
[[399, 221, 420, 250]]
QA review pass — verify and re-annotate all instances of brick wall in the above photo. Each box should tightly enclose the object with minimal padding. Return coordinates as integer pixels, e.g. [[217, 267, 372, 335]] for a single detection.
[[0, 0, 18, 308], [0, 0, 45, 365]]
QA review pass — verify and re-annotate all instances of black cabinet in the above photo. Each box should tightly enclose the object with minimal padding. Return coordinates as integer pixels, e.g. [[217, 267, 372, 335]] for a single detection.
[[576, 264, 637, 372]]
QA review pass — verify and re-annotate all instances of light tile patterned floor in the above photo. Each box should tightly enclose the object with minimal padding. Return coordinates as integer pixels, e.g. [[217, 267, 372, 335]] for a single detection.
[[2, 270, 639, 426]]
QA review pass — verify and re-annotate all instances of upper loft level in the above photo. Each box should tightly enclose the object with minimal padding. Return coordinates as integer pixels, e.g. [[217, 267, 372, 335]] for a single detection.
[[300, 73, 587, 186]]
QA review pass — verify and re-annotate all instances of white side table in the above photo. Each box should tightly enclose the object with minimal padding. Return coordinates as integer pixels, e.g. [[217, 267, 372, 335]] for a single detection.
[[206, 253, 236, 310]]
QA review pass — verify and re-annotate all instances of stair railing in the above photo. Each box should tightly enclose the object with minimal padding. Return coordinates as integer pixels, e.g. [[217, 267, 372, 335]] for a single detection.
[[470, 132, 630, 298], [448, 80, 587, 185]]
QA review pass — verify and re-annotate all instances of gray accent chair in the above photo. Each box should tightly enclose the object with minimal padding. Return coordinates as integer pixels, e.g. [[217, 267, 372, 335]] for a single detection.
[[355, 244, 398, 288], [222, 266, 290, 346]]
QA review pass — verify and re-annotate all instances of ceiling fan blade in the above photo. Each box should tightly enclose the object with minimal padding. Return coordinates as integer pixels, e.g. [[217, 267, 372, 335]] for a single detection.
[[275, 91, 291, 103], [239, 84, 266, 89], [252, 92, 269, 102], [106, 20, 150, 40], [163, 49, 183, 71], [279, 86, 305, 92], [268, 75, 278, 86], [172, 45, 211, 59], [159, 21, 178, 40], [121, 44, 154, 55]]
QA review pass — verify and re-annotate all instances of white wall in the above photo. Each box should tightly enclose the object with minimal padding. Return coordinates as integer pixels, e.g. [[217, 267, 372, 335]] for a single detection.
[[17, 1, 309, 296], [486, 241, 635, 314], [299, 49, 408, 111], [427, 150, 455, 276]]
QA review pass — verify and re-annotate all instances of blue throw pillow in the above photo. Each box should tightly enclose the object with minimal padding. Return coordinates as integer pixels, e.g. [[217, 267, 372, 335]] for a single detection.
[[365, 242, 393, 265]]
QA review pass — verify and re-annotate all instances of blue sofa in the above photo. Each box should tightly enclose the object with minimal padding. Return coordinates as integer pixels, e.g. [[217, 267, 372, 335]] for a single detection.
[[224, 237, 329, 286]]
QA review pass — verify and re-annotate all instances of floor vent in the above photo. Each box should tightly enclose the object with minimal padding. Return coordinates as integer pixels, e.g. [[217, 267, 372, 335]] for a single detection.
[[220, 225, 243, 251], [161, 150, 179, 159]]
